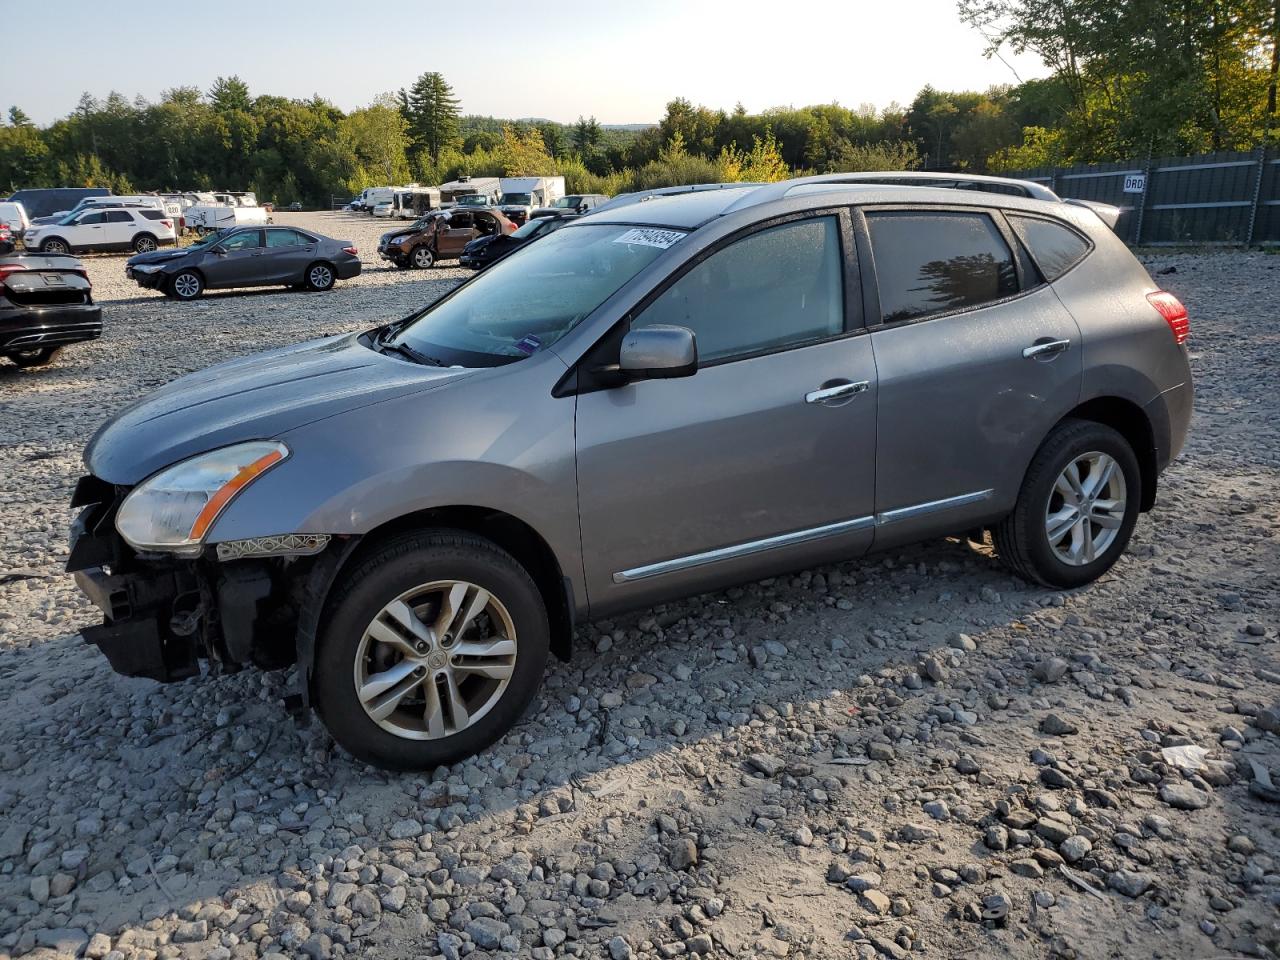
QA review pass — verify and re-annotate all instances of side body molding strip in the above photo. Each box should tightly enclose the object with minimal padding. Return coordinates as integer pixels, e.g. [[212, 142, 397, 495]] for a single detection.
[[612, 489, 994, 584]]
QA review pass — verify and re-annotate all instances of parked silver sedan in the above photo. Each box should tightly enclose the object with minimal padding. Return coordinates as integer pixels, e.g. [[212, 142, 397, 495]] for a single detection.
[[68, 173, 1192, 770]]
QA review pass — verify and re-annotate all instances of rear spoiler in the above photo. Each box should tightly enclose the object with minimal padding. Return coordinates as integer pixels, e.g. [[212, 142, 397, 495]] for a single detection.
[[1063, 198, 1122, 232]]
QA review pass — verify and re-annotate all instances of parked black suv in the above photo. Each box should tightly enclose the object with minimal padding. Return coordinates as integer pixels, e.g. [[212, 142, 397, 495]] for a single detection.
[[0, 253, 102, 367]]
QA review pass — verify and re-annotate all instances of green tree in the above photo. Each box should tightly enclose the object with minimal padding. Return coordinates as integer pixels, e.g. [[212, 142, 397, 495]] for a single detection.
[[406, 72, 461, 165], [7, 106, 33, 127], [209, 76, 252, 113]]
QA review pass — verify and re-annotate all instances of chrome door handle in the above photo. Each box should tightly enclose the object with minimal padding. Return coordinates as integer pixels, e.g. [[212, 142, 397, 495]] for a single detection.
[[1023, 338, 1071, 359], [806, 380, 869, 405]]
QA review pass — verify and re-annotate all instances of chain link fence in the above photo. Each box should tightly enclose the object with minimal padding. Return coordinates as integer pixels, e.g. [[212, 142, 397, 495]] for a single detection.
[[1006, 147, 1279, 245]]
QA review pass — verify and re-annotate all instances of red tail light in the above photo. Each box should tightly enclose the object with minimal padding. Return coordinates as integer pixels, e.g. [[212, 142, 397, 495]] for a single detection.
[[161, 219, 172, 229], [342, 246, 358, 255], [1146, 290, 1189, 345], [0, 264, 29, 282]]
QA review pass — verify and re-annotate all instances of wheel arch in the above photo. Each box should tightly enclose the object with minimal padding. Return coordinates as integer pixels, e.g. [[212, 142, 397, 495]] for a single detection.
[[295, 504, 575, 705], [132, 231, 158, 247], [1056, 396, 1158, 511]]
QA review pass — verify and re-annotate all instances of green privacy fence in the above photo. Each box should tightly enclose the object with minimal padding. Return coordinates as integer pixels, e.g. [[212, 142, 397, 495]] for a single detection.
[[1006, 148, 1280, 245]]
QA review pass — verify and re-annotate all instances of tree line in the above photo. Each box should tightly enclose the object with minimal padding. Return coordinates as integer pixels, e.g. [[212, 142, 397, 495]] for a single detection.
[[1, 1, 1276, 204]]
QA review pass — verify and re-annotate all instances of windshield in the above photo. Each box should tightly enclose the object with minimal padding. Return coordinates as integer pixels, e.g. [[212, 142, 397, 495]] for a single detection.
[[551, 197, 577, 208], [392, 224, 679, 366], [191, 229, 229, 247], [511, 218, 548, 239], [456, 195, 487, 206], [500, 193, 532, 205]]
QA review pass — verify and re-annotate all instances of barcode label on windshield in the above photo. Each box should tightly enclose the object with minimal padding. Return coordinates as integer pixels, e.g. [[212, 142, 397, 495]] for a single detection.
[[613, 228, 686, 249]]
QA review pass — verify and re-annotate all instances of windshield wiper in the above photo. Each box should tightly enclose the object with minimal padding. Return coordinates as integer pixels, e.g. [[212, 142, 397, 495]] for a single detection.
[[378, 338, 445, 367]]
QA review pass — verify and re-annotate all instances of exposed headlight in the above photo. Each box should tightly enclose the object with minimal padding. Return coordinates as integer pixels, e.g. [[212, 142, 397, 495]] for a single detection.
[[116, 441, 288, 555], [391, 235, 408, 244], [131, 264, 163, 274]]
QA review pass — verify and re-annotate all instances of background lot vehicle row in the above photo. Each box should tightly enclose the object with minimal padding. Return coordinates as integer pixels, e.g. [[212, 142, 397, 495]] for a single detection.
[[0, 212, 1276, 958]]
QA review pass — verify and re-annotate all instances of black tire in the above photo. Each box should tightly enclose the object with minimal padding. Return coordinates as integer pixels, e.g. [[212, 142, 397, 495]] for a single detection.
[[304, 261, 336, 291], [132, 233, 158, 253], [410, 245, 435, 269], [994, 418, 1141, 589], [313, 530, 550, 770], [40, 238, 69, 255], [6, 346, 62, 368], [392, 258, 412, 270], [169, 270, 204, 301]]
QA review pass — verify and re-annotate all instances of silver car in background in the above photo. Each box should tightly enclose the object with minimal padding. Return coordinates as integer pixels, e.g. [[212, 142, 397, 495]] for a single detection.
[[67, 173, 1193, 770]]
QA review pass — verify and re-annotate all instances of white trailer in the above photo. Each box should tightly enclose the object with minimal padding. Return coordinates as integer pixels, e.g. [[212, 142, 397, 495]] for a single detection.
[[438, 176, 501, 207], [183, 202, 271, 235]]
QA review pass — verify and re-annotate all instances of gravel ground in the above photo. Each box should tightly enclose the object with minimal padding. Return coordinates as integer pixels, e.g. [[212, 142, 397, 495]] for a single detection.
[[0, 218, 1278, 960]]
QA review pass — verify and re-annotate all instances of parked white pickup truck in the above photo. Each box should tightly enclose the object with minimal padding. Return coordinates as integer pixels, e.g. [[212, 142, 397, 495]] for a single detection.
[[183, 200, 271, 235]]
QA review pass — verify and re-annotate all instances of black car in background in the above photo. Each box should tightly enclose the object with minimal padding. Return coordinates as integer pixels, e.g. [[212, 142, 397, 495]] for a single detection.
[[126, 225, 362, 300], [0, 252, 102, 368], [459, 213, 578, 270]]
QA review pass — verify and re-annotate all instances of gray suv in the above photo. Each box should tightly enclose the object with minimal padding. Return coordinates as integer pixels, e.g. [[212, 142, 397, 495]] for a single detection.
[[67, 173, 1193, 770]]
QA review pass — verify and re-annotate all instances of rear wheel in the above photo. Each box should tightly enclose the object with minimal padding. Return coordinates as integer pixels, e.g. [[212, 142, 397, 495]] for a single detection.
[[313, 531, 549, 770], [132, 234, 158, 253], [410, 245, 435, 269], [169, 270, 203, 301], [6, 346, 62, 368], [40, 238, 69, 255], [994, 418, 1141, 588], [305, 261, 335, 291]]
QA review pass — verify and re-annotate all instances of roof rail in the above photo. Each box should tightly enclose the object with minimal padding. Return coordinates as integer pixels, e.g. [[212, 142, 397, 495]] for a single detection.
[[724, 171, 1062, 213], [591, 182, 755, 215]]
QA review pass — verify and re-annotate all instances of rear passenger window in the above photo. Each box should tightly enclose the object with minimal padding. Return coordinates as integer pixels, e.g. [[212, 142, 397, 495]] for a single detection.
[[265, 229, 309, 247], [1008, 215, 1090, 281], [866, 211, 1018, 323], [635, 216, 845, 362], [107, 211, 133, 223]]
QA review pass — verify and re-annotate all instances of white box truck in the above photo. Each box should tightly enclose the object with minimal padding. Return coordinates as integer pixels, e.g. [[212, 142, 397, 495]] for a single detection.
[[497, 176, 566, 224]]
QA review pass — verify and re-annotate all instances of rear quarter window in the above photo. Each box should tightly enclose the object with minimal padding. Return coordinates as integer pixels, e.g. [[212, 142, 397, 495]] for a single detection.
[[1008, 214, 1091, 281], [139, 210, 165, 221], [865, 210, 1018, 324]]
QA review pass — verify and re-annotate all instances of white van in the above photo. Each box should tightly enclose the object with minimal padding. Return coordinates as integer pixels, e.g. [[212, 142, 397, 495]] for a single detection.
[[0, 201, 30, 234], [356, 186, 397, 213]]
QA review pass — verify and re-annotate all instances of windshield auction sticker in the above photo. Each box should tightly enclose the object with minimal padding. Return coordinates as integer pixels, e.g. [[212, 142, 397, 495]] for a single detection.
[[613, 228, 686, 249]]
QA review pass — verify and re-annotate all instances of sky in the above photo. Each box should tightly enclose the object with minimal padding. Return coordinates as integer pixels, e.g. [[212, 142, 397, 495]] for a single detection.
[[7, 0, 1047, 126]]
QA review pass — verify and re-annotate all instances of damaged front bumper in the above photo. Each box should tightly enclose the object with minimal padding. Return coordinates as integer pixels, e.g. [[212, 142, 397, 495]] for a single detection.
[[67, 474, 336, 684]]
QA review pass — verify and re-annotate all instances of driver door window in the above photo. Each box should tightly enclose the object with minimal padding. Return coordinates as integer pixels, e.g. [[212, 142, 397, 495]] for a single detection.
[[221, 231, 262, 251], [634, 217, 846, 363]]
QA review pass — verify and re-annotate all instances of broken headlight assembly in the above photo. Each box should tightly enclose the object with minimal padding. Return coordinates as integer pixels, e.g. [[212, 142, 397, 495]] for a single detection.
[[115, 441, 289, 556]]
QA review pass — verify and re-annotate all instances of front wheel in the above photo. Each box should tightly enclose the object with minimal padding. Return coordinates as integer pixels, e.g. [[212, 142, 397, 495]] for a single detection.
[[169, 270, 204, 301], [41, 238, 69, 255], [410, 245, 435, 269], [305, 261, 335, 291], [994, 418, 1141, 589], [313, 531, 549, 770]]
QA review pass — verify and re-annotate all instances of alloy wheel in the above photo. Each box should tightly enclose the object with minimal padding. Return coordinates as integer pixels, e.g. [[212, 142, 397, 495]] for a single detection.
[[136, 237, 157, 253], [309, 265, 333, 288], [173, 274, 200, 299], [1044, 451, 1127, 566], [353, 580, 518, 740]]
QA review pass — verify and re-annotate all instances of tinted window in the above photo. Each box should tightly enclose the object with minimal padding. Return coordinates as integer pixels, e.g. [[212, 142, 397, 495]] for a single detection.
[[139, 210, 165, 220], [221, 231, 261, 251], [106, 210, 133, 223], [265, 229, 310, 247], [635, 216, 845, 363], [866, 211, 1018, 323], [76, 211, 108, 225], [1009, 215, 1090, 281]]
